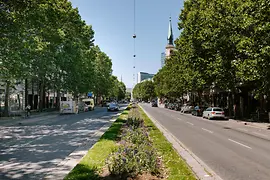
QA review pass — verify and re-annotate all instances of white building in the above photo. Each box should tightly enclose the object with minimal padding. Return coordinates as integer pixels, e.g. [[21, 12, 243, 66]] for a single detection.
[[161, 52, 166, 68], [137, 72, 155, 83]]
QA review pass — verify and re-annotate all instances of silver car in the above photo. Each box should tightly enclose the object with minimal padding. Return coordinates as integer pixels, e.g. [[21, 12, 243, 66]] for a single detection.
[[107, 103, 119, 111], [203, 107, 225, 120]]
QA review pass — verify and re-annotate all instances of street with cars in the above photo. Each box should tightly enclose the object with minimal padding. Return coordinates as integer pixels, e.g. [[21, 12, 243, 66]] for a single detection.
[[0, 105, 126, 180], [141, 103, 270, 180]]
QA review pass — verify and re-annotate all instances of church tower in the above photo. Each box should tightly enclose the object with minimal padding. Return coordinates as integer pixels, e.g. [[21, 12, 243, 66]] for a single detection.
[[165, 17, 175, 58]]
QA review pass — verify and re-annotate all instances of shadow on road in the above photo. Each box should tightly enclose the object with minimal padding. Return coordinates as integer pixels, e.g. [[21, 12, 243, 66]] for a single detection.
[[0, 109, 124, 180]]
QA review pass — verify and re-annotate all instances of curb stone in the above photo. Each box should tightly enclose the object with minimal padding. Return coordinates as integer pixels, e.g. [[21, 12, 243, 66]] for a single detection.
[[139, 105, 223, 180]]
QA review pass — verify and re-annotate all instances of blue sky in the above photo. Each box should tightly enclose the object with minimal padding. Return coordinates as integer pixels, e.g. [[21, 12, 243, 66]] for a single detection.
[[70, 0, 184, 88]]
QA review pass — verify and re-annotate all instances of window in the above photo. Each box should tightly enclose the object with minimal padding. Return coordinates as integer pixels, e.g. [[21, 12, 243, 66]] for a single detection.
[[213, 108, 223, 111]]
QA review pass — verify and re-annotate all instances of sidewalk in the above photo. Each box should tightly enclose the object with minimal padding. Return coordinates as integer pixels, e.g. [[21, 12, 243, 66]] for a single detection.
[[229, 119, 270, 130], [0, 110, 59, 126]]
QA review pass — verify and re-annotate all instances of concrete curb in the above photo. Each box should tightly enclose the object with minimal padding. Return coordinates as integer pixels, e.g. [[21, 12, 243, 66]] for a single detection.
[[139, 105, 223, 180]]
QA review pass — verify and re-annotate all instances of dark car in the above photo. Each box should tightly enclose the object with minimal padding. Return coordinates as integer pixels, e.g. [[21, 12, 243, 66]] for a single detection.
[[151, 101, 158, 107]]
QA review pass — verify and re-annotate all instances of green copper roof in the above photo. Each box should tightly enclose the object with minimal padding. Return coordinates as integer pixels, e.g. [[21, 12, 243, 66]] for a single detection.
[[167, 17, 174, 45]]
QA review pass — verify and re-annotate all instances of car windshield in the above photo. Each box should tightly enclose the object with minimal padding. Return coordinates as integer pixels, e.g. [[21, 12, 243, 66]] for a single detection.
[[84, 102, 90, 105], [109, 103, 116, 107]]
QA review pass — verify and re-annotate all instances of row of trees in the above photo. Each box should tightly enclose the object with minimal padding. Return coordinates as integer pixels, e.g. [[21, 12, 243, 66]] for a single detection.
[[154, 0, 270, 100], [132, 80, 156, 101], [133, 0, 269, 108], [1, 0, 125, 116]]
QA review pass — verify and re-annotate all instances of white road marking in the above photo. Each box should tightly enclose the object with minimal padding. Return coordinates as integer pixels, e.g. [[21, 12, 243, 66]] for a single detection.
[[178, 118, 182, 121], [228, 139, 252, 149], [186, 122, 194, 126], [202, 128, 213, 134], [253, 132, 268, 137], [237, 128, 248, 132]]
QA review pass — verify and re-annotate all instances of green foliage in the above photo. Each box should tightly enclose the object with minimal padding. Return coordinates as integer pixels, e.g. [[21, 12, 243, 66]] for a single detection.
[[107, 143, 159, 178], [92, 46, 113, 97], [107, 76, 126, 100], [154, 0, 270, 99], [107, 108, 160, 178], [133, 80, 156, 101], [0, 0, 117, 112]]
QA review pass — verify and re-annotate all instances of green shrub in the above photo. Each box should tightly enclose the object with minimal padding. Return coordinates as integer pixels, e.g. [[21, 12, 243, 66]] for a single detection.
[[126, 117, 144, 129], [107, 143, 159, 178], [106, 106, 160, 178], [122, 128, 149, 145]]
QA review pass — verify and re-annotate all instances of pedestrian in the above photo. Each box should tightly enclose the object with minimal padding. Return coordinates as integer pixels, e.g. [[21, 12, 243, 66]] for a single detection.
[[233, 104, 236, 119], [25, 104, 31, 117]]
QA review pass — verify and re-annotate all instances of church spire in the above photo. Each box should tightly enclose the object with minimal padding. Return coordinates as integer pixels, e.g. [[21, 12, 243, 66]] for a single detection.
[[167, 16, 174, 45]]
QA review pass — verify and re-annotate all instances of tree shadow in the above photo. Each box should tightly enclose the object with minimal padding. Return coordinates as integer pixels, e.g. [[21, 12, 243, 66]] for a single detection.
[[64, 164, 100, 180], [99, 118, 126, 141], [65, 164, 148, 180], [0, 110, 127, 180]]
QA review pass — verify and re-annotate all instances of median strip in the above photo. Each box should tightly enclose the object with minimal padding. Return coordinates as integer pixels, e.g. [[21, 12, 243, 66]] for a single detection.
[[64, 110, 128, 180], [64, 104, 196, 180]]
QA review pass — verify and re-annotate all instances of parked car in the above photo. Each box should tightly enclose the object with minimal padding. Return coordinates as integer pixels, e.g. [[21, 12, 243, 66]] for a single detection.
[[202, 107, 225, 120], [174, 102, 182, 111], [151, 101, 158, 107], [168, 103, 174, 109], [107, 103, 120, 111]]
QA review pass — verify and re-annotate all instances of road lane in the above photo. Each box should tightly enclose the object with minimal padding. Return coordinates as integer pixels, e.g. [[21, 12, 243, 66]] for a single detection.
[[0, 105, 126, 180], [140, 104, 270, 180]]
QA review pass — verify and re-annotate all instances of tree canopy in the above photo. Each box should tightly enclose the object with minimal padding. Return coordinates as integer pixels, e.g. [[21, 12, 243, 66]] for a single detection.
[[133, 80, 156, 101], [0, 0, 124, 115], [154, 0, 270, 100]]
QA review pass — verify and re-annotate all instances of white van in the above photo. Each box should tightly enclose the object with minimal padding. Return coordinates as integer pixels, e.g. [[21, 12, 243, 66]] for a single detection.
[[82, 98, 95, 111]]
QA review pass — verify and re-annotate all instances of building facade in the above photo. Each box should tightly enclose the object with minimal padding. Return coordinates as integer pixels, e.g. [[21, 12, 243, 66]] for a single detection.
[[137, 72, 155, 83], [161, 52, 166, 68]]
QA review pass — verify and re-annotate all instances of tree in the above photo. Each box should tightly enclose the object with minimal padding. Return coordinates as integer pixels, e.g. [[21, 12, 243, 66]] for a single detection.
[[133, 81, 156, 101], [0, 0, 103, 114], [92, 46, 113, 100], [107, 76, 126, 100], [117, 81, 126, 100]]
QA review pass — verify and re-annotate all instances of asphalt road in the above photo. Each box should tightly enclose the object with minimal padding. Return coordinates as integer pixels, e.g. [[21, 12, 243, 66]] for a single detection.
[[140, 103, 270, 180], [0, 105, 126, 180]]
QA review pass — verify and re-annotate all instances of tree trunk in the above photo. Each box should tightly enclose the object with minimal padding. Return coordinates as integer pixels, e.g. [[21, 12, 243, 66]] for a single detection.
[[25, 79, 28, 108], [18, 94, 21, 109], [39, 80, 44, 112], [32, 79, 34, 109], [43, 84, 46, 109], [56, 90, 61, 110], [4, 81, 10, 117]]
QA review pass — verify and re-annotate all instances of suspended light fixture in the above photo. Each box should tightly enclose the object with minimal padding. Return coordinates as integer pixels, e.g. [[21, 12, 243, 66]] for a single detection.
[[132, 0, 136, 87]]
